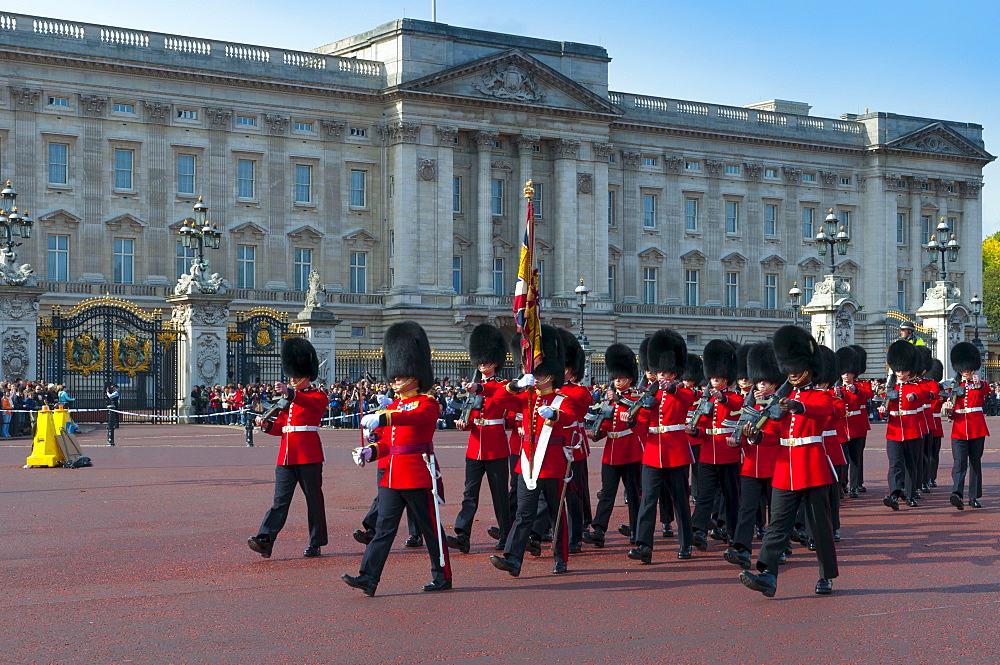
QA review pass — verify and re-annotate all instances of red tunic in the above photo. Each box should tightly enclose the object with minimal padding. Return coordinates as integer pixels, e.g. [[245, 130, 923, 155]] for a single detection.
[[822, 390, 848, 467], [506, 412, 522, 456], [369, 392, 440, 489], [764, 386, 836, 491], [266, 387, 328, 465], [463, 377, 511, 461], [598, 389, 647, 466], [740, 399, 780, 479], [642, 385, 698, 469], [843, 380, 873, 439], [559, 382, 594, 461], [690, 390, 744, 465], [493, 387, 590, 480], [950, 382, 990, 440], [885, 380, 929, 442], [917, 378, 938, 438]]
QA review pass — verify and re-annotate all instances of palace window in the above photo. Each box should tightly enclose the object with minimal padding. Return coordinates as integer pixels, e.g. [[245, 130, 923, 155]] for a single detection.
[[764, 204, 778, 237], [114, 149, 134, 190], [725, 271, 739, 308], [47, 234, 69, 281], [294, 165, 312, 204], [293, 249, 312, 292], [236, 245, 256, 289], [113, 238, 134, 285], [177, 154, 196, 195], [685, 269, 699, 306], [48, 143, 69, 185], [350, 252, 367, 294], [643, 267, 658, 304], [350, 170, 367, 207], [237, 159, 255, 199], [176, 242, 195, 280]]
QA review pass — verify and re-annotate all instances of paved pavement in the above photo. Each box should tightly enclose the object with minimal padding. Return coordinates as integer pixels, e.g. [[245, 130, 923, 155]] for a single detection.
[[2, 421, 999, 664]]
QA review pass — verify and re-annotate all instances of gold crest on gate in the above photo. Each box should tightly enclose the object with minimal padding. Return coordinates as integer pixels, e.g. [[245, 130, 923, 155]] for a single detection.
[[113, 333, 152, 378], [66, 333, 105, 377]]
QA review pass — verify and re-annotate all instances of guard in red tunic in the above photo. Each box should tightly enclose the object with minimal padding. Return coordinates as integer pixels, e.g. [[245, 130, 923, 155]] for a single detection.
[[342, 321, 452, 596], [840, 345, 873, 497], [588, 343, 646, 547], [724, 342, 782, 570], [489, 325, 590, 576], [879, 340, 928, 510], [247, 337, 329, 559], [689, 339, 744, 552], [557, 328, 594, 553], [447, 323, 512, 553], [628, 328, 698, 564], [816, 346, 847, 542], [914, 346, 936, 494], [925, 358, 946, 490], [740, 325, 839, 597], [946, 342, 990, 510]]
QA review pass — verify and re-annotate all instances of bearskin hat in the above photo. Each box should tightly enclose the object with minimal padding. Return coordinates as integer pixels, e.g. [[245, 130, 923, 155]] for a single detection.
[[773, 325, 821, 376], [647, 328, 686, 376], [382, 321, 434, 392], [558, 328, 586, 381], [469, 323, 507, 375], [951, 341, 982, 374], [928, 358, 944, 382], [682, 353, 705, 386], [703, 339, 737, 384], [508, 332, 523, 374], [836, 346, 860, 377], [848, 344, 868, 376], [605, 343, 638, 383], [281, 337, 319, 381], [816, 345, 840, 387], [915, 346, 933, 376], [534, 324, 566, 388], [638, 336, 651, 373], [746, 342, 784, 386], [735, 344, 750, 382], [886, 339, 919, 374]]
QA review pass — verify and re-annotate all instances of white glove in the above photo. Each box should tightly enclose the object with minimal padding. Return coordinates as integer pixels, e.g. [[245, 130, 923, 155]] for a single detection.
[[376, 394, 392, 408], [361, 413, 381, 430], [351, 446, 374, 466], [537, 405, 555, 419], [563, 446, 575, 461], [517, 374, 536, 388]]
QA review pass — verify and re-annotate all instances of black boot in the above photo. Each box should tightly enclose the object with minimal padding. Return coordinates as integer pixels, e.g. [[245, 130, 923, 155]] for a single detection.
[[247, 535, 273, 558], [739, 569, 777, 597], [342, 573, 378, 597]]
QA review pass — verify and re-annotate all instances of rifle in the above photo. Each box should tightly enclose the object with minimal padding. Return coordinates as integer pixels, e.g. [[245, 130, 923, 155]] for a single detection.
[[686, 389, 715, 428], [730, 380, 793, 446], [584, 396, 616, 437], [624, 381, 659, 420], [872, 374, 898, 404], [938, 376, 965, 401], [259, 392, 293, 433], [459, 369, 483, 424]]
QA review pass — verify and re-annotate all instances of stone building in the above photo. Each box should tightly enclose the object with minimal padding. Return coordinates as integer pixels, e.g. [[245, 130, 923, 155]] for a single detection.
[[0, 12, 992, 369]]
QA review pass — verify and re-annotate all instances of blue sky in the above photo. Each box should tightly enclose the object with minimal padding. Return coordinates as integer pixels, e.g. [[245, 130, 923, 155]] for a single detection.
[[25, 0, 1000, 239]]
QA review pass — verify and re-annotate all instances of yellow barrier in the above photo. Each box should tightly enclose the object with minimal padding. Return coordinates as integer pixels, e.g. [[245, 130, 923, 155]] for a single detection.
[[25, 407, 62, 468]]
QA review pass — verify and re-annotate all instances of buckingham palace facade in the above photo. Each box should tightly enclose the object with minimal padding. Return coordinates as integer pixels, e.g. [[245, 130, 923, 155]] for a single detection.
[[0, 13, 992, 359]]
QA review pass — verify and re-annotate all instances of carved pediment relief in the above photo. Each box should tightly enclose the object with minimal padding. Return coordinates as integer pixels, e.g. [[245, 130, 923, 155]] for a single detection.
[[342, 227, 379, 249], [638, 246, 666, 262], [38, 209, 82, 226], [680, 250, 707, 267], [454, 233, 473, 249], [491, 160, 514, 171], [798, 257, 823, 272], [838, 259, 860, 275], [287, 224, 324, 243], [885, 122, 994, 162], [399, 49, 620, 116], [721, 252, 747, 267], [536, 239, 554, 256], [608, 244, 623, 260], [229, 221, 267, 240], [492, 236, 515, 250], [105, 213, 146, 231], [760, 254, 787, 270]]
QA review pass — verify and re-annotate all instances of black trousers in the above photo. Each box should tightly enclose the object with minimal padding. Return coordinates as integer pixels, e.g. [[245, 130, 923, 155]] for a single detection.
[[845, 436, 866, 489], [636, 465, 691, 549], [566, 458, 592, 544], [886, 438, 920, 499], [659, 482, 674, 526], [507, 454, 520, 518], [690, 445, 701, 500], [757, 486, 838, 580], [591, 461, 641, 533], [928, 435, 942, 484], [363, 467, 418, 537], [916, 433, 931, 489], [951, 436, 986, 499], [732, 475, 771, 554], [360, 485, 451, 583], [505, 476, 569, 564], [454, 456, 512, 542], [258, 462, 328, 548], [691, 462, 739, 537]]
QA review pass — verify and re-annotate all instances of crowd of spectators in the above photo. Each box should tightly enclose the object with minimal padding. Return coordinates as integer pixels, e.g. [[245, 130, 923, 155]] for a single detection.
[[0, 380, 76, 437]]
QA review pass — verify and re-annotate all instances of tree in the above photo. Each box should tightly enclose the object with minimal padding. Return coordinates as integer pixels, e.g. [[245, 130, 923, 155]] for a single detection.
[[983, 232, 1000, 331], [983, 231, 1000, 272]]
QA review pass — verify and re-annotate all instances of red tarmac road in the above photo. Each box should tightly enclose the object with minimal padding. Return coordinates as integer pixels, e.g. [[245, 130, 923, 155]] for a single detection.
[[2, 421, 999, 664]]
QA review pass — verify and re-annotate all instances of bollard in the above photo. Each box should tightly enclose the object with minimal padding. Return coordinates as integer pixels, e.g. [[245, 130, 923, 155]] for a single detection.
[[107, 404, 117, 446], [244, 408, 254, 447]]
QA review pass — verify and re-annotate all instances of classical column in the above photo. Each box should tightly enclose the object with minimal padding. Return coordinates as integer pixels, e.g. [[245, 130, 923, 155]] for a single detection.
[[263, 114, 290, 290], [320, 119, 346, 292], [619, 150, 641, 303], [474, 130, 498, 294], [435, 126, 459, 295], [9, 88, 40, 268], [381, 121, 422, 295], [592, 143, 614, 301], [0, 287, 44, 383], [513, 134, 539, 238], [552, 139, 580, 298], [166, 294, 232, 421], [79, 94, 108, 282]]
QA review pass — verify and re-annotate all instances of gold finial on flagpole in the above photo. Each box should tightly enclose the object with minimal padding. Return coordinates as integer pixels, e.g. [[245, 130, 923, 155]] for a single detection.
[[523, 179, 534, 200]]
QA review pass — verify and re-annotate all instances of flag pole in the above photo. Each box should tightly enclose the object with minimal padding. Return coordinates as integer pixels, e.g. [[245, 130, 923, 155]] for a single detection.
[[519, 180, 538, 479]]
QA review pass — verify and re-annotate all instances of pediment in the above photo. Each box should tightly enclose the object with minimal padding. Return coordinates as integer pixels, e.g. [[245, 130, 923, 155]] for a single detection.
[[536, 239, 554, 255], [721, 251, 747, 266], [105, 213, 146, 230], [638, 246, 666, 261], [38, 209, 82, 225], [229, 221, 268, 239], [454, 233, 473, 249], [760, 254, 787, 269], [287, 224, 324, 242], [492, 236, 514, 250], [680, 249, 707, 266], [798, 257, 824, 272], [885, 122, 994, 162], [399, 49, 621, 117], [341, 227, 379, 248], [608, 244, 622, 259]]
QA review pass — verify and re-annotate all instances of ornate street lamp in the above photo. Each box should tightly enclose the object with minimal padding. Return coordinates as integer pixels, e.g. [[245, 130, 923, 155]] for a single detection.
[[174, 196, 225, 295], [925, 217, 960, 281], [788, 281, 802, 327], [970, 292, 984, 358], [574, 278, 590, 351], [0, 180, 36, 285], [814, 208, 850, 273]]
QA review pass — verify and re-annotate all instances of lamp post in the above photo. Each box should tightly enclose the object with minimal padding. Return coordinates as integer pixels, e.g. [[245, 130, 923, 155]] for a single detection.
[[178, 196, 222, 264], [924, 217, 960, 281], [970, 292, 985, 360], [574, 278, 591, 384], [814, 208, 850, 273], [0, 180, 36, 285], [789, 281, 802, 327]]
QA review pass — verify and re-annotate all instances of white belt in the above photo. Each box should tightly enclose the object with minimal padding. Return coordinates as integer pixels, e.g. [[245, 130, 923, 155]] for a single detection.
[[649, 424, 686, 434], [607, 429, 633, 439], [705, 427, 734, 436], [474, 418, 505, 426], [955, 407, 983, 414], [780, 436, 823, 447], [822, 430, 836, 437], [282, 425, 319, 433], [889, 409, 922, 416], [847, 410, 862, 417], [933, 413, 942, 419]]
